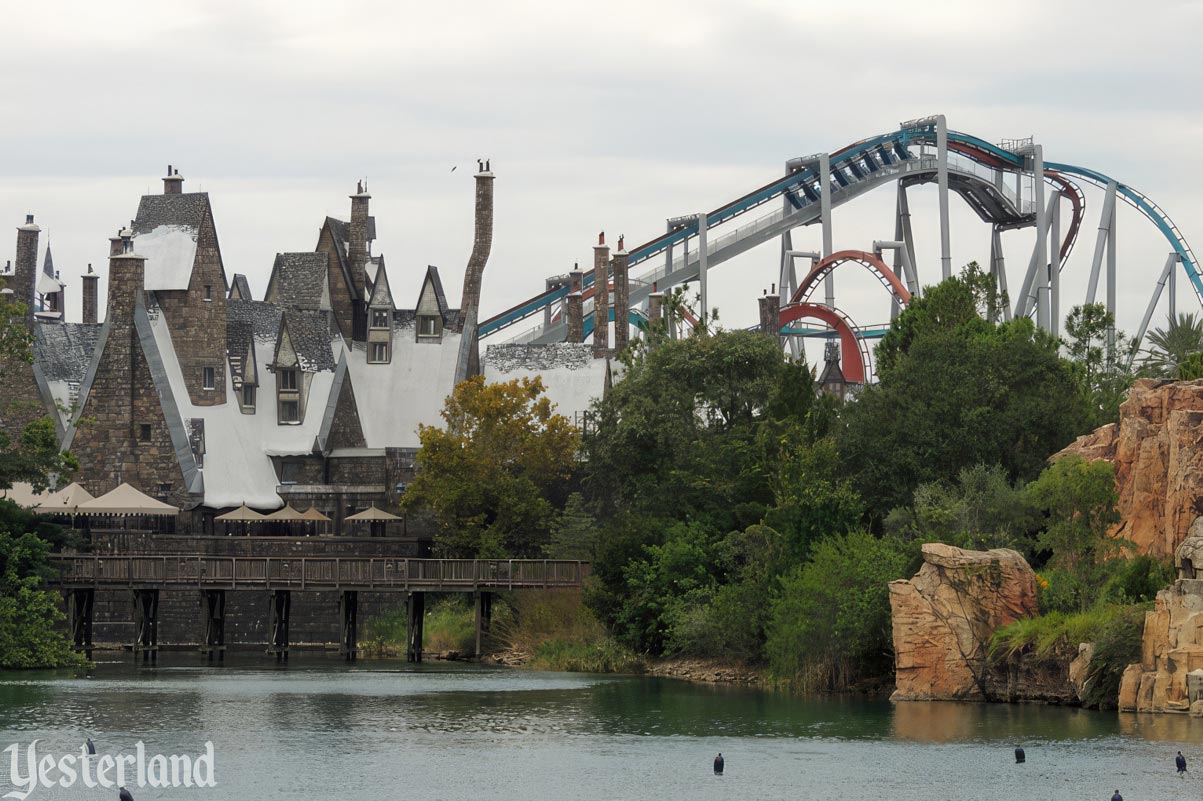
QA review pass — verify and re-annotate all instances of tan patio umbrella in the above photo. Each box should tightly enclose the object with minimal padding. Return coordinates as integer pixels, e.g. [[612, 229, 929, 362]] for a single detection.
[[300, 505, 332, 535], [0, 482, 52, 510], [345, 505, 401, 537], [215, 503, 267, 536], [265, 504, 306, 521], [38, 482, 96, 515], [76, 483, 179, 516]]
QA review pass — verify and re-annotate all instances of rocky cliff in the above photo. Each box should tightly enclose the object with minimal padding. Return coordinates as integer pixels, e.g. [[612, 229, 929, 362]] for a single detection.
[[889, 543, 1038, 701], [1055, 378, 1203, 559], [1119, 518, 1203, 713]]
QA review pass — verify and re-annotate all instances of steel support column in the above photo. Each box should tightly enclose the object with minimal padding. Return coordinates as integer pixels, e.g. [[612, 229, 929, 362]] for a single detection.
[[1086, 181, 1118, 305], [990, 226, 1011, 322], [936, 114, 951, 278], [1131, 253, 1182, 368], [1033, 146, 1049, 330], [820, 153, 834, 307], [697, 213, 709, 323], [1050, 190, 1062, 337]]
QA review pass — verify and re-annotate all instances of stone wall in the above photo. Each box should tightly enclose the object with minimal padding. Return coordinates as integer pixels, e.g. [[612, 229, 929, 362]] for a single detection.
[[1054, 378, 1203, 559], [317, 224, 355, 341], [327, 371, 367, 449], [156, 207, 228, 406]]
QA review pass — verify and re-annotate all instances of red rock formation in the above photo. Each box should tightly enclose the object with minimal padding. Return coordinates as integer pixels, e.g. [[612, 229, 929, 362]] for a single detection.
[[889, 543, 1038, 701], [1054, 378, 1203, 559]]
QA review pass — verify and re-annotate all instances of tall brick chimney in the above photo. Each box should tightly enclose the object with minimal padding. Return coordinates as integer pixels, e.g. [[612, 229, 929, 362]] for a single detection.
[[612, 235, 629, 353], [459, 160, 495, 330], [13, 214, 40, 325], [648, 292, 664, 331], [592, 232, 610, 358], [349, 181, 370, 341], [82, 264, 99, 325], [569, 266, 583, 293], [759, 291, 781, 343], [109, 230, 124, 258], [163, 165, 184, 195], [106, 229, 145, 326]]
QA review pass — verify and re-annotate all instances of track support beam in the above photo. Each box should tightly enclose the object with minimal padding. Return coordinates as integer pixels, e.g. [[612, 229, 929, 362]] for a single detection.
[[268, 589, 290, 664], [201, 589, 225, 663], [407, 591, 425, 663], [132, 589, 159, 666]]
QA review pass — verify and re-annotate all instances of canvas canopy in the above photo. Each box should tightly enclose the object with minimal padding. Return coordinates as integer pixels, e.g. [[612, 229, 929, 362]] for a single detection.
[[300, 506, 331, 522], [215, 504, 267, 522], [75, 483, 179, 516], [1, 482, 51, 509], [345, 505, 401, 521], [37, 482, 95, 514], [265, 505, 306, 521]]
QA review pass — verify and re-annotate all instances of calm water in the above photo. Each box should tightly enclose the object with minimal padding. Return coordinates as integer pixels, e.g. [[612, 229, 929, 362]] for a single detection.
[[2, 655, 1203, 800]]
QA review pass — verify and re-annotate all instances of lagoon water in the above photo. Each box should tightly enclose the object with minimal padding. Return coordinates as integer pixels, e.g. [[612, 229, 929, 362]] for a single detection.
[[3, 656, 1203, 800]]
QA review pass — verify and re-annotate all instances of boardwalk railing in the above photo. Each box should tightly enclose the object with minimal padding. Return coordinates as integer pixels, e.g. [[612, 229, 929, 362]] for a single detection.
[[48, 555, 590, 592]]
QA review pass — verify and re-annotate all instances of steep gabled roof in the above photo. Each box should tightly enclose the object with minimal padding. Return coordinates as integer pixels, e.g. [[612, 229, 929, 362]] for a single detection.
[[229, 274, 252, 300], [416, 265, 449, 316], [131, 192, 212, 291], [275, 309, 336, 373], [32, 323, 102, 382], [42, 241, 55, 277], [266, 252, 330, 310], [367, 256, 394, 309]]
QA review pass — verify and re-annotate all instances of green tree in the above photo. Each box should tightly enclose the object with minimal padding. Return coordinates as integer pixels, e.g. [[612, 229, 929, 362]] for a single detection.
[[765, 530, 911, 691], [1178, 351, 1203, 380], [1026, 455, 1123, 611], [1141, 312, 1203, 378], [402, 375, 580, 558], [842, 268, 1090, 516], [544, 492, 597, 560], [1063, 303, 1135, 426]]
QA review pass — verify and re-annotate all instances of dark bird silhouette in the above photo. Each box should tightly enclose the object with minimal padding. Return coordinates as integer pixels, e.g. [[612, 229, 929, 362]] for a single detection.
[[451, 166, 457, 172], [1177, 751, 1187, 773], [1112, 791, 1122, 801], [714, 753, 724, 775], [86, 738, 95, 755], [119, 788, 134, 801], [1014, 747, 1025, 763]]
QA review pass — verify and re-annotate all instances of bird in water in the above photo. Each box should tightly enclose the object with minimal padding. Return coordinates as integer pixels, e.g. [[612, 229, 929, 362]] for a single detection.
[[1177, 751, 1188, 773], [119, 788, 134, 801], [1111, 791, 1122, 801], [1014, 747, 1025, 764], [714, 753, 724, 775], [85, 738, 95, 755]]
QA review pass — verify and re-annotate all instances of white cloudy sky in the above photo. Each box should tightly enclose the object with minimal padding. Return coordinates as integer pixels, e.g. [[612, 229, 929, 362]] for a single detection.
[[2, 0, 1201, 357]]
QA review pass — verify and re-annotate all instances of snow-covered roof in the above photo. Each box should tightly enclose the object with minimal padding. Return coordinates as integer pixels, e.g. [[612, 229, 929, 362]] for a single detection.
[[149, 310, 335, 509], [134, 224, 199, 291], [32, 323, 101, 427], [37, 272, 64, 295], [343, 322, 465, 448], [483, 343, 610, 424]]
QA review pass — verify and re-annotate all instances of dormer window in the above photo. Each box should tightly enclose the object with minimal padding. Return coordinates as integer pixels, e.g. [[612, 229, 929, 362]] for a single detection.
[[279, 368, 297, 391], [202, 366, 215, 390], [371, 309, 390, 328], [241, 384, 256, 409], [418, 315, 440, 338], [204, 285, 213, 302], [369, 342, 389, 363]]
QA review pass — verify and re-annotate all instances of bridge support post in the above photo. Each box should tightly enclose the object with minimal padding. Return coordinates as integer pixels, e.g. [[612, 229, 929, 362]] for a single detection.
[[200, 589, 225, 663], [473, 591, 493, 659], [131, 589, 159, 666], [340, 590, 358, 662], [268, 589, 290, 664], [407, 591, 425, 663], [66, 588, 94, 660]]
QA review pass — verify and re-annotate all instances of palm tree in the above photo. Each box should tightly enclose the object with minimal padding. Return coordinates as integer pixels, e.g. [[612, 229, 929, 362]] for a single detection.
[[1142, 312, 1203, 377]]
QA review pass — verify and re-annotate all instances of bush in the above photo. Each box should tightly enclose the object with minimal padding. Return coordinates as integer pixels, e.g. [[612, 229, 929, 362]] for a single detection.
[[529, 638, 643, 673], [423, 597, 477, 654], [765, 531, 910, 691]]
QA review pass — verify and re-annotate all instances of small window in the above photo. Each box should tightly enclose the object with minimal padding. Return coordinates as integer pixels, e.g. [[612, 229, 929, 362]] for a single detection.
[[280, 460, 302, 484], [279, 368, 297, 391], [204, 285, 213, 302], [369, 342, 389, 363], [202, 366, 215, 390], [279, 399, 299, 424], [242, 384, 256, 408], [418, 315, 439, 337], [139, 424, 151, 441], [371, 309, 390, 328], [158, 482, 172, 495]]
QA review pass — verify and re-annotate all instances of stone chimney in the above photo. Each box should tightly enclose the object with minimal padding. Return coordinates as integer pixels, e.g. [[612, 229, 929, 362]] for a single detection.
[[759, 290, 780, 343], [566, 291, 584, 344], [612, 235, 630, 353], [349, 181, 371, 341], [163, 164, 184, 195], [459, 160, 495, 330], [106, 228, 145, 326], [109, 229, 125, 258], [569, 265, 583, 293], [592, 232, 610, 358], [13, 214, 40, 325], [648, 292, 664, 331], [82, 263, 99, 324]]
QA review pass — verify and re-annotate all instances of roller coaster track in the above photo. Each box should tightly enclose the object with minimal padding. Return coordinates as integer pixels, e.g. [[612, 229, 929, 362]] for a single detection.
[[480, 122, 1197, 345]]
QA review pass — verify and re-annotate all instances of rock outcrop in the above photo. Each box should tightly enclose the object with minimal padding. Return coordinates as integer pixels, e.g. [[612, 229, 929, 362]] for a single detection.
[[1119, 519, 1203, 712], [1054, 378, 1203, 559], [890, 543, 1038, 701]]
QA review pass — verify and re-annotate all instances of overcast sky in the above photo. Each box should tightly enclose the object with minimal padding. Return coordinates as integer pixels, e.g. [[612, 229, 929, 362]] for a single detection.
[[2, 0, 1201, 357]]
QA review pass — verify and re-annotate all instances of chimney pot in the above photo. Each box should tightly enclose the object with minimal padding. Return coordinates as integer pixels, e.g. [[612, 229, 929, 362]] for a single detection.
[[598, 231, 605, 246], [25, 214, 33, 225]]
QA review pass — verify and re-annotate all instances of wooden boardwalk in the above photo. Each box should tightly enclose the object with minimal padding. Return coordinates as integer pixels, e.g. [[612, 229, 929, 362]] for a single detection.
[[49, 554, 590, 593]]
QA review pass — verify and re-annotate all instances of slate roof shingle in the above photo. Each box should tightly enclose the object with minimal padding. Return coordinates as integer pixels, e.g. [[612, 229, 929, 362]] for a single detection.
[[269, 253, 328, 309], [280, 309, 336, 372], [32, 323, 102, 382]]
